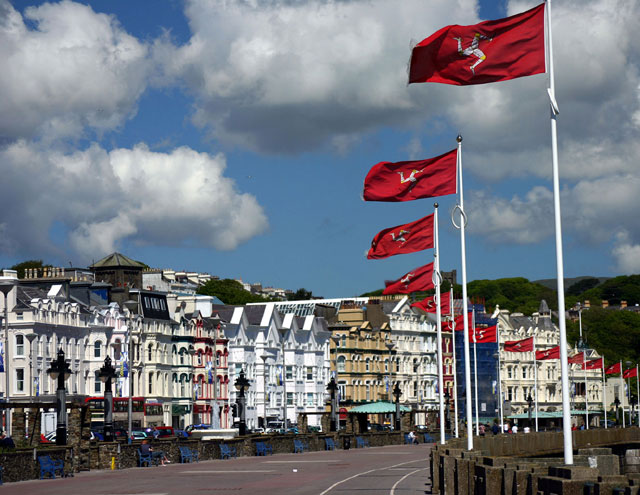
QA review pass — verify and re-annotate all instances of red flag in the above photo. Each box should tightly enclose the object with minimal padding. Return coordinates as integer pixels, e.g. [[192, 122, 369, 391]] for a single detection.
[[623, 367, 638, 379], [448, 312, 472, 331], [604, 362, 622, 375], [470, 324, 497, 343], [383, 263, 434, 295], [504, 337, 534, 353], [536, 346, 560, 361], [363, 149, 457, 202], [368, 214, 434, 260], [411, 294, 451, 315], [409, 3, 546, 86], [583, 359, 604, 370], [568, 352, 585, 364]]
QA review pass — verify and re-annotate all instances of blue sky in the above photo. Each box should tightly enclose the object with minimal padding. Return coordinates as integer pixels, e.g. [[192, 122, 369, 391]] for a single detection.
[[1, 0, 639, 298]]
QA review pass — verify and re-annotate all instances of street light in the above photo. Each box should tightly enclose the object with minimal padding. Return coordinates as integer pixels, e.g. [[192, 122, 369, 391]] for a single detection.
[[392, 382, 401, 431], [614, 396, 621, 426], [188, 345, 196, 426], [234, 369, 250, 436], [493, 351, 504, 433], [626, 360, 633, 426], [99, 356, 117, 441], [327, 377, 338, 432], [260, 354, 271, 429], [331, 335, 340, 411], [278, 328, 288, 430], [527, 393, 533, 428], [46, 349, 72, 445], [0, 278, 16, 435], [386, 342, 395, 401], [123, 299, 138, 443], [444, 389, 451, 434]]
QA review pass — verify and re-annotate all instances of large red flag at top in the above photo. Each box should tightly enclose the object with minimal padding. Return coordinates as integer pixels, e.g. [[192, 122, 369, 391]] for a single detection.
[[363, 149, 457, 202], [411, 294, 450, 315], [409, 3, 546, 86], [536, 346, 560, 361], [605, 362, 622, 375], [568, 352, 585, 364], [583, 358, 604, 370], [624, 367, 638, 379], [368, 214, 434, 260], [470, 324, 497, 343], [504, 337, 534, 352], [383, 263, 434, 295]]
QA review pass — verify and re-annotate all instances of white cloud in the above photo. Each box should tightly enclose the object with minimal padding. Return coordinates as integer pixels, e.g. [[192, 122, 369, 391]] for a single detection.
[[612, 231, 640, 274], [0, 0, 151, 142], [0, 141, 269, 261]]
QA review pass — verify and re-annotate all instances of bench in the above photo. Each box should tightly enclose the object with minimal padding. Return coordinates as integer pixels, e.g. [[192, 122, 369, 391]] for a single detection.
[[355, 436, 369, 448], [423, 433, 435, 443], [220, 444, 237, 460], [293, 439, 309, 453], [38, 455, 65, 479], [137, 448, 157, 467], [179, 446, 199, 463], [256, 441, 273, 456], [324, 437, 336, 450]]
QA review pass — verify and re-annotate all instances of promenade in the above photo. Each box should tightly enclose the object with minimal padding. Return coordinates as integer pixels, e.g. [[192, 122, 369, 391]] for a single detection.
[[0, 443, 432, 495]]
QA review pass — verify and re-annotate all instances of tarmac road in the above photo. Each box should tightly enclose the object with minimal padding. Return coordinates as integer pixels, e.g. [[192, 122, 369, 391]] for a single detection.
[[2, 442, 433, 495]]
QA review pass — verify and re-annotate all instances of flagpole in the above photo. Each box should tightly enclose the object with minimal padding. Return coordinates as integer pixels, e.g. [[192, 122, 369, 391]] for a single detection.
[[434, 203, 446, 445], [533, 337, 538, 432], [546, 0, 572, 465], [621, 360, 626, 428], [636, 364, 639, 427], [602, 357, 607, 430], [583, 360, 589, 429], [472, 310, 480, 436], [497, 322, 504, 432], [451, 289, 459, 438], [453, 135, 473, 450]]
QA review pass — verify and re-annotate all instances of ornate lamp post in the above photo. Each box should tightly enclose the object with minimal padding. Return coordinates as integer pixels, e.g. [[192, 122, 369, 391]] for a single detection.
[[99, 356, 117, 441], [327, 377, 338, 432], [331, 335, 341, 419], [386, 342, 394, 401], [188, 345, 196, 426], [260, 354, 271, 429], [444, 389, 451, 433], [0, 278, 16, 435], [614, 396, 621, 426], [278, 328, 288, 430], [46, 349, 72, 445], [234, 369, 250, 436], [392, 383, 402, 431], [123, 299, 138, 443]]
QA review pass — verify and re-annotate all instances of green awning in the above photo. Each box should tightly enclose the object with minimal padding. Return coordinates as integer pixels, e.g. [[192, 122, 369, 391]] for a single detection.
[[348, 401, 411, 414]]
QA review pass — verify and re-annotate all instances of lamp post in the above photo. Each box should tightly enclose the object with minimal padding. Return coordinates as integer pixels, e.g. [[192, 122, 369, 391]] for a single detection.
[[444, 389, 451, 434], [25, 333, 37, 403], [527, 393, 533, 428], [123, 299, 138, 443], [234, 369, 250, 436], [386, 342, 394, 401], [46, 349, 72, 445], [0, 279, 16, 435], [99, 356, 117, 441], [327, 377, 338, 432], [331, 335, 340, 413], [278, 328, 288, 430], [188, 345, 196, 426], [392, 382, 401, 431], [260, 354, 270, 429], [211, 324, 220, 429], [614, 397, 621, 426], [493, 351, 504, 434]]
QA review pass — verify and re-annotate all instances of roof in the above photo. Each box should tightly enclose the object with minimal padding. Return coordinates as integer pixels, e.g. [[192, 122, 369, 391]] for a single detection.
[[349, 401, 411, 414], [15, 286, 48, 310], [90, 252, 145, 269]]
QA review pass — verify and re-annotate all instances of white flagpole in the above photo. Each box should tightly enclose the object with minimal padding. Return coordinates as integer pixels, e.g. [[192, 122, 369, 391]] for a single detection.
[[451, 289, 459, 438], [472, 309, 480, 436], [453, 135, 473, 450], [497, 322, 504, 432], [534, 337, 539, 432], [584, 359, 589, 429], [434, 203, 446, 445], [621, 360, 626, 428], [602, 357, 607, 429], [636, 364, 639, 427], [546, 0, 572, 465]]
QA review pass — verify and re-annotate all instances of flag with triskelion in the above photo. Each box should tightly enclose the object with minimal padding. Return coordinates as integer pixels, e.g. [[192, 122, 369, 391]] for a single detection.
[[409, 3, 545, 86], [383, 263, 434, 295], [504, 336, 534, 352], [536, 346, 560, 360], [363, 149, 457, 202], [367, 214, 434, 259], [411, 294, 450, 315]]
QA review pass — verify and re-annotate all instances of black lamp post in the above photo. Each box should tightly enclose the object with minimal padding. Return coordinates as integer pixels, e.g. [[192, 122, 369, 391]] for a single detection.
[[234, 369, 250, 436], [614, 397, 621, 425], [99, 356, 117, 441], [392, 383, 402, 431], [46, 349, 72, 445], [444, 389, 451, 433], [527, 393, 533, 427], [327, 377, 338, 432]]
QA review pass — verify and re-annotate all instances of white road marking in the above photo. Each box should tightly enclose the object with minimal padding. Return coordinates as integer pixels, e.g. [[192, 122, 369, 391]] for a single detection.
[[263, 460, 336, 463], [390, 468, 427, 495], [182, 470, 276, 473]]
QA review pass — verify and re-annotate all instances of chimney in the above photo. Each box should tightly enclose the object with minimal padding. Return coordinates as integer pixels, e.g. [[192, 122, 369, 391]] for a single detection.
[[602, 300, 609, 308], [621, 300, 628, 309]]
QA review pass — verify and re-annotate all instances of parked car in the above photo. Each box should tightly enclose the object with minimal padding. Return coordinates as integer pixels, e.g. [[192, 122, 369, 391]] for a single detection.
[[154, 426, 175, 438], [130, 430, 148, 440]]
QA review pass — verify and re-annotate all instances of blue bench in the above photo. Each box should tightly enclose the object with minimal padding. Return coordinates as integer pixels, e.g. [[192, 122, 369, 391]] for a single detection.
[[179, 446, 199, 463], [220, 444, 237, 460], [324, 437, 336, 450], [293, 439, 309, 453], [356, 436, 369, 448], [137, 448, 157, 467], [38, 455, 65, 479], [256, 441, 273, 456], [423, 433, 435, 443]]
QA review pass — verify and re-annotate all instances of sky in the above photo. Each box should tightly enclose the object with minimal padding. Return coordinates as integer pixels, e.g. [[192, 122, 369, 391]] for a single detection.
[[1, 0, 639, 298]]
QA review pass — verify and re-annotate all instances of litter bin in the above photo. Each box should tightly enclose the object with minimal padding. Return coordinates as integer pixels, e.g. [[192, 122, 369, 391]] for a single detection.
[[343, 436, 351, 450]]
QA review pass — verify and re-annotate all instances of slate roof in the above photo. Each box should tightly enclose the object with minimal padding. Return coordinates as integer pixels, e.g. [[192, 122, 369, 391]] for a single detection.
[[510, 315, 534, 329], [90, 252, 145, 269], [244, 305, 266, 325], [211, 305, 236, 323], [15, 286, 48, 310]]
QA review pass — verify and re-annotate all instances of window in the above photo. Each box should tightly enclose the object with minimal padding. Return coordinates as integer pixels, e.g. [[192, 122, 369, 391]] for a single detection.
[[306, 367, 313, 381], [286, 366, 293, 380], [16, 369, 24, 392], [507, 367, 513, 379], [522, 367, 527, 379], [306, 393, 314, 406], [365, 359, 370, 372], [113, 341, 122, 360], [94, 341, 102, 358], [385, 359, 389, 372], [507, 388, 513, 401], [337, 356, 346, 373], [287, 392, 293, 405], [94, 370, 101, 393], [338, 381, 346, 400], [148, 373, 153, 394], [366, 385, 371, 401], [15, 335, 24, 356], [341, 335, 346, 347], [148, 344, 153, 362]]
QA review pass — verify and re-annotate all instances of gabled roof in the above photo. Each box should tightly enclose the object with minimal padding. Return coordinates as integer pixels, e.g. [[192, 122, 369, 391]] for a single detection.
[[90, 252, 145, 269], [15, 286, 48, 310]]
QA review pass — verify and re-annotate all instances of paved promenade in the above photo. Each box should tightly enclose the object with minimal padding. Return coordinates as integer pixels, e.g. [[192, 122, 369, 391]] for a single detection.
[[1, 443, 432, 495]]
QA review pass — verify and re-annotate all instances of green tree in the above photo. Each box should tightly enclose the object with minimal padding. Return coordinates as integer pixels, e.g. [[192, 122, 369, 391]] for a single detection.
[[10, 260, 51, 279], [566, 277, 600, 296], [197, 279, 273, 305], [289, 288, 313, 301]]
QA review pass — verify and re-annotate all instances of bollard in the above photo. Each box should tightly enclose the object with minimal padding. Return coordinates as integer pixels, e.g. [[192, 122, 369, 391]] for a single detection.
[[111, 457, 115, 470]]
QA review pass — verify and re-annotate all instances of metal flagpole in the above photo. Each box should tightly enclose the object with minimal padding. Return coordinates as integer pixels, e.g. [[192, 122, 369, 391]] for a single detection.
[[636, 364, 639, 427], [434, 203, 446, 445], [583, 359, 589, 429], [602, 357, 607, 429], [452, 135, 473, 450], [621, 360, 626, 428], [534, 337, 539, 432], [626, 368, 632, 427], [497, 323, 504, 432], [472, 309, 480, 436], [450, 289, 459, 438], [546, 0, 572, 465]]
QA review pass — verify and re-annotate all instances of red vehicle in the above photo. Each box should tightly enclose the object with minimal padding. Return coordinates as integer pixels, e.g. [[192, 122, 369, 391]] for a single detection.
[[84, 397, 163, 429]]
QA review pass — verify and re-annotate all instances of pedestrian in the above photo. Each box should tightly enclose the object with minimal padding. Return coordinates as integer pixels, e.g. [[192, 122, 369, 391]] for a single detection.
[[491, 422, 500, 435], [141, 439, 170, 466], [408, 431, 418, 444], [478, 423, 485, 436], [511, 424, 518, 434], [0, 431, 15, 449]]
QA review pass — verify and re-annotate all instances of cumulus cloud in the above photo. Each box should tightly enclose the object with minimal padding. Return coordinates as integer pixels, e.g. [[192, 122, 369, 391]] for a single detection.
[[0, 141, 268, 261], [0, 0, 151, 142], [612, 231, 640, 274]]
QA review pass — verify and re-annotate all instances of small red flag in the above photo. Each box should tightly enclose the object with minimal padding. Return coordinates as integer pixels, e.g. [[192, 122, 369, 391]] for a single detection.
[[409, 3, 545, 86], [568, 352, 585, 364], [623, 367, 638, 379], [470, 324, 497, 343], [604, 362, 622, 375], [368, 214, 434, 260], [536, 346, 560, 361], [363, 149, 457, 202], [448, 312, 472, 331], [383, 263, 434, 295], [504, 337, 534, 353], [411, 293, 450, 314], [583, 359, 604, 370]]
